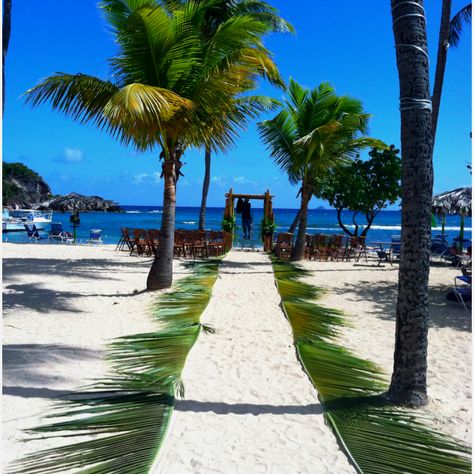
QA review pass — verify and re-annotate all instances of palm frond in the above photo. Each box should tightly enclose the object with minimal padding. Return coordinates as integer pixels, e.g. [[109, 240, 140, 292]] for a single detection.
[[450, 4, 472, 48], [24, 73, 119, 127], [9, 259, 221, 474], [271, 257, 471, 474]]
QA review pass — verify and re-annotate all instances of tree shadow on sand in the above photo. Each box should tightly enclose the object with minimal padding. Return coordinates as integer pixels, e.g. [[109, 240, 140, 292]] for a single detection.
[[329, 279, 471, 332], [3, 344, 102, 399], [174, 399, 324, 416]]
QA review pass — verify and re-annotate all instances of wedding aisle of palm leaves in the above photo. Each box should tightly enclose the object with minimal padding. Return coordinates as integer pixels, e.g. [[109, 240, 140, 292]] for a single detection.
[[271, 258, 471, 474], [9, 259, 221, 474]]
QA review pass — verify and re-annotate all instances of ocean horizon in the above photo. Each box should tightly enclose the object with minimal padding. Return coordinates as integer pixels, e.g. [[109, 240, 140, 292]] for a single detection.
[[3, 205, 472, 247]]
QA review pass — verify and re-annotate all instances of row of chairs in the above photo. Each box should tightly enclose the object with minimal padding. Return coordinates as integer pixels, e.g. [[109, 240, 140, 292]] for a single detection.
[[274, 233, 369, 261], [117, 228, 225, 258]]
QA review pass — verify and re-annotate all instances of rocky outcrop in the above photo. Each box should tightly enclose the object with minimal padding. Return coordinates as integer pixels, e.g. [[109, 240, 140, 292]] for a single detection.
[[3, 162, 51, 207], [37, 193, 122, 213]]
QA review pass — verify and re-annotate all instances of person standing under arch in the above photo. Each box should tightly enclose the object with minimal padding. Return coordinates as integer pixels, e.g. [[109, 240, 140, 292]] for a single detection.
[[242, 198, 252, 239]]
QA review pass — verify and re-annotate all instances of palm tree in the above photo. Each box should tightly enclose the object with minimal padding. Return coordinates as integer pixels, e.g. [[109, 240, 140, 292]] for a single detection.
[[389, 0, 433, 407], [192, 0, 293, 230], [431, 2, 471, 142], [259, 79, 380, 261], [25, 0, 281, 289], [3, 0, 12, 115]]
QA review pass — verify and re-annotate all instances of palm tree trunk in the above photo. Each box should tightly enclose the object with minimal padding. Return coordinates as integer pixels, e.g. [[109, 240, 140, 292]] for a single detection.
[[431, 0, 452, 143], [288, 208, 301, 234], [290, 185, 311, 261], [389, 0, 433, 407], [3, 0, 12, 116], [147, 159, 176, 290], [198, 146, 211, 230]]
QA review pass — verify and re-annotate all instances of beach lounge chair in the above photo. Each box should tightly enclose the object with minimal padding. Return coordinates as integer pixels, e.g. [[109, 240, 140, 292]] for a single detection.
[[430, 239, 459, 265], [24, 223, 42, 241], [450, 271, 472, 311], [89, 229, 103, 244], [49, 222, 65, 240]]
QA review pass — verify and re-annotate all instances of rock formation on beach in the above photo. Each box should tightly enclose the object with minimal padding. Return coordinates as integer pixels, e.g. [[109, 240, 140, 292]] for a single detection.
[[38, 193, 122, 213], [2, 162, 122, 212], [2, 162, 51, 208]]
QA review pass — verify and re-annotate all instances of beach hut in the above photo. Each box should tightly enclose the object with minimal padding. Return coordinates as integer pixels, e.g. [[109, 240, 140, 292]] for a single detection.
[[432, 187, 472, 250]]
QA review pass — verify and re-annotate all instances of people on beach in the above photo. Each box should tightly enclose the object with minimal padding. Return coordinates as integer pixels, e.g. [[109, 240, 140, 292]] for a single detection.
[[242, 198, 252, 239]]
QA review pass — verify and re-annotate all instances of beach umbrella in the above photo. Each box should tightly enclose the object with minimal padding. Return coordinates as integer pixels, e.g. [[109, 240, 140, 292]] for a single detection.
[[432, 187, 471, 250]]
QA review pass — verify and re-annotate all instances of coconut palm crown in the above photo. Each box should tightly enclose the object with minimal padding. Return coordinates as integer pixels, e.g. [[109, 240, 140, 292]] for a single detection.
[[258, 79, 384, 261], [25, 0, 284, 289]]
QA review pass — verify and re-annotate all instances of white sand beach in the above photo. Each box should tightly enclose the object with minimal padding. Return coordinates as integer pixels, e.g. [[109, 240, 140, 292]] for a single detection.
[[300, 259, 472, 443], [3, 244, 471, 473], [2, 243, 190, 470]]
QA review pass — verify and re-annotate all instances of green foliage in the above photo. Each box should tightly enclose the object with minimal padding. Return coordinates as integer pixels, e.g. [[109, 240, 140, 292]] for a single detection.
[[9, 259, 221, 474], [2, 162, 47, 206], [25, 0, 288, 157], [222, 215, 236, 232], [316, 145, 401, 237], [3, 162, 41, 180], [2, 181, 21, 205], [260, 217, 277, 236], [258, 79, 384, 190], [271, 257, 471, 474]]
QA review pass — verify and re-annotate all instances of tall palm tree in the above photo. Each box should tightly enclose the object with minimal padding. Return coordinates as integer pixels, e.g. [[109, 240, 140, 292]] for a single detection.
[[431, 2, 471, 142], [389, 0, 433, 407], [191, 0, 293, 230], [3, 0, 12, 115], [259, 79, 380, 261], [25, 0, 281, 289]]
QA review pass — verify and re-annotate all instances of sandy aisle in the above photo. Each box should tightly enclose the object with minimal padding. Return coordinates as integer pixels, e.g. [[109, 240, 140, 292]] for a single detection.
[[299, 259, 471, 444], [157, 250, 355, 474], [2, 243, 189, 471]]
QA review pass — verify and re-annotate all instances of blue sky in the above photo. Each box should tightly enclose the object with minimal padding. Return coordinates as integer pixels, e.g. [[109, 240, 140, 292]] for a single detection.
[[3, 0, 472, 209]]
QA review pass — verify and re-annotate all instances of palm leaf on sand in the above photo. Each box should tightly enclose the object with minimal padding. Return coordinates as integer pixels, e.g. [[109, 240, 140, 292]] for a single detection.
[[272, 258, 471, 474], [9, 259, 221, 474]]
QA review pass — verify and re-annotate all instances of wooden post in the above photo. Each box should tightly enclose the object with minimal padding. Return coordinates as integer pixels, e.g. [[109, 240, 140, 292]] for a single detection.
[[223, 188, 234, 251], [263, 190, 272, 252]]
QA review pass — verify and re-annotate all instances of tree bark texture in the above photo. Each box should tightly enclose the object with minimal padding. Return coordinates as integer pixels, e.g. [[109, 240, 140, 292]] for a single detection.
[[389, 0, 433, 407], [147, 158, 177, 290], [198, 146, 211, 230], [290, 184, 311, 261], [3, 0, 12, 116], [288, 208, 301, 234], [431, 0, 452, 143]]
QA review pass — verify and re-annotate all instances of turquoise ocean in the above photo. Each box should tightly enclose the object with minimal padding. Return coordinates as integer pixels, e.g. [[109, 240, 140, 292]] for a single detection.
[[3, 206, 472, 248]]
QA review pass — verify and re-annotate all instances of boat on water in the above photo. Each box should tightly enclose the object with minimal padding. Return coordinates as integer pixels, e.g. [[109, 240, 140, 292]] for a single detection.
[[2, 208, 53, 232]]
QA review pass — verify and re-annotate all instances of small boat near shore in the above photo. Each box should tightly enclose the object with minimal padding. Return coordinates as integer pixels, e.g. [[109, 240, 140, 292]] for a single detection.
[[2, 208, 53, 232]]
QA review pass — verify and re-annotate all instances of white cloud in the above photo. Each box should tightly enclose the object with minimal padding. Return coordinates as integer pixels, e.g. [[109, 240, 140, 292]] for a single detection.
[[64, 147, 84, 163], [211, 175, 227, 186], [233, 176, 256, 186], [132, 172, 162, 185]]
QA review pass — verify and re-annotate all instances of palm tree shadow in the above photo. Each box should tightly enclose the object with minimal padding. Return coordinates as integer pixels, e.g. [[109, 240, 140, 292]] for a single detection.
[[330, 280, 471, 332], [3, 343, 102, 398], [174, 399, 324, 416]]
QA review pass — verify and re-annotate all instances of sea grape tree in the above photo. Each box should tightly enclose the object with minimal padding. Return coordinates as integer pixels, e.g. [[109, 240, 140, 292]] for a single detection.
[[317, 146, 401, 238]]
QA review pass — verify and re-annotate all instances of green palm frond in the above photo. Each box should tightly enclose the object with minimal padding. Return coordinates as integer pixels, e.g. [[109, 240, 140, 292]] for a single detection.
[[271, 257, 471, 474], [24, 73, 119, 127], [450, 4, 472, 48], [259, 79, 378, 193], [9, 259, 221, 474], [13, 392, 173, 474]]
